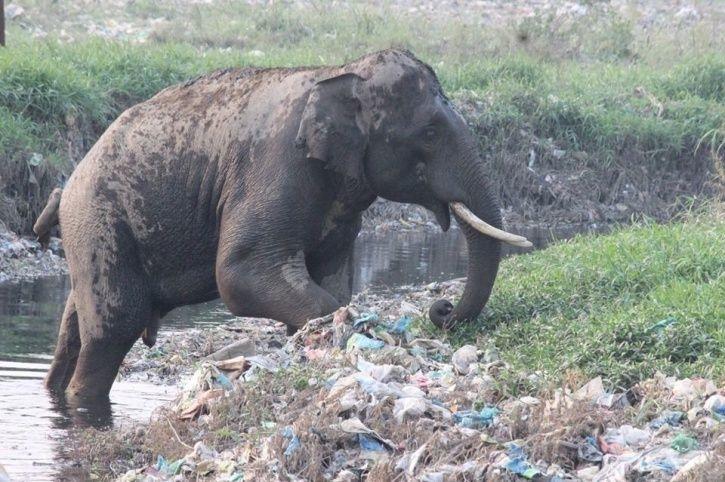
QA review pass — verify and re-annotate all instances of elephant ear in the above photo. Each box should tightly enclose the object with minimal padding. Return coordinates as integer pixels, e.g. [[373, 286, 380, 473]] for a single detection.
[[295, 73, 367, 181]]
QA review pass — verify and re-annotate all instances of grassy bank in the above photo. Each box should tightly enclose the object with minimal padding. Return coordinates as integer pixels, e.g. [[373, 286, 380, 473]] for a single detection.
[[1, 1, 723, 232], [436, 207, 725, 389]]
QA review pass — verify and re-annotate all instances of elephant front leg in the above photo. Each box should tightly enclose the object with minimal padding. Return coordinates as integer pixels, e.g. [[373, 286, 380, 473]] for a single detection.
[[216, 248, 341, 331], [306, 219, 361, 306]]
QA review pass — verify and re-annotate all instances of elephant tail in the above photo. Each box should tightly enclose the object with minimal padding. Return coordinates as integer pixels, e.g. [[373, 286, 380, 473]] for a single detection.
[[33, 187, 63, 250]]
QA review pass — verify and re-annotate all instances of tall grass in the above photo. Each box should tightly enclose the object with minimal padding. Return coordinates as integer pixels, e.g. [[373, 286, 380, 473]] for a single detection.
[[0, 1, 723, 231], [440, 209, 725, 389], [2, 37, 721, 167]]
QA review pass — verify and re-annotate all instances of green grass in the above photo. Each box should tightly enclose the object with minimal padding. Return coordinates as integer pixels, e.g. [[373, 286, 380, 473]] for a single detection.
[[439, 210, 725, 389], [449, 58, 725, 168], [1, 1, 723, 169], [1, 37, 722, 170], [0, 1, 722, 233]]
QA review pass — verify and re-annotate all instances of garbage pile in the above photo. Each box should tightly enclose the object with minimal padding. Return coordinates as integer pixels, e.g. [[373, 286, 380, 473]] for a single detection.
[[119, 317, 285, 386], [0, 226, 66, 282], [118, 306, 724, 481]]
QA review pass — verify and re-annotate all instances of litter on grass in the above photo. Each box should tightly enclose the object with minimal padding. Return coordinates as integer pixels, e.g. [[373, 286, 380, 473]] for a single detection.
[[115, 302, 724, 481]]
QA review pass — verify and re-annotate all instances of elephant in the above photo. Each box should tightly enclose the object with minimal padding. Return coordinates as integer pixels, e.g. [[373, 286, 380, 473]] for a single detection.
[[42, 49, 531, 401]]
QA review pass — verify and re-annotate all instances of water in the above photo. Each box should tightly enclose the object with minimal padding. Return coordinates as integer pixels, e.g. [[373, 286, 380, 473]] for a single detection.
[[0, 225, 602, 480]]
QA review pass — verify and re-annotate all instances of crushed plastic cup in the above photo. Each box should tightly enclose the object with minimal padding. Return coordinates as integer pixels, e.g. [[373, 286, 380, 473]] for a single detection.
[[346, 333, 385, 351], [670, 433, 699, 453]]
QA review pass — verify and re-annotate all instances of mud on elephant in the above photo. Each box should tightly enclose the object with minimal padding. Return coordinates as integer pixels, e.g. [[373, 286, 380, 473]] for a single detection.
[[40, 49, 530, 400]]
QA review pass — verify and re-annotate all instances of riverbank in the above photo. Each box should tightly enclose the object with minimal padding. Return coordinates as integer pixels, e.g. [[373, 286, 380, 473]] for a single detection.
[[67, 211, 724, 480], [0, 225, 66, 283], [1, 1, 723, 234]]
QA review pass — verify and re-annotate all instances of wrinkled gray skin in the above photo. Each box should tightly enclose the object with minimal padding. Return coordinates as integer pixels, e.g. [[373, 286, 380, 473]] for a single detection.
[[45, 49, 502, 401]]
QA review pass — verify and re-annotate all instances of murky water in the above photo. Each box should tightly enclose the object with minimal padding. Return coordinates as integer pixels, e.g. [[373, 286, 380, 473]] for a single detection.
[[0, 225, 603, 480]]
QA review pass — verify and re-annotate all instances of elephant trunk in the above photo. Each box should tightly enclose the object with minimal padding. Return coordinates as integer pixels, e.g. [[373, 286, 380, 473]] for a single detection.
[[429, 167, 510, 328]]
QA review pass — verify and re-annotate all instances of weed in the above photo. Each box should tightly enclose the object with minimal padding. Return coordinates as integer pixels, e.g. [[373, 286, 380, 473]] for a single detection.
[[435, 211, 725, 388]]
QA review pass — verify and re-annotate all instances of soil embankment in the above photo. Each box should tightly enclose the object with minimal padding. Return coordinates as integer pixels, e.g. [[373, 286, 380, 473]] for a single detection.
[[4, 96, 720, 235], [364, 96, 722, 231]]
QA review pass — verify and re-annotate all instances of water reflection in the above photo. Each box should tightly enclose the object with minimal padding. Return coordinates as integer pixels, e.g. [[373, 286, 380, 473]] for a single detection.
[[351, 223, 608, 291], [353, 230, 468, 291], [0, 276, 174, 480], [0, 374, 174, 479]]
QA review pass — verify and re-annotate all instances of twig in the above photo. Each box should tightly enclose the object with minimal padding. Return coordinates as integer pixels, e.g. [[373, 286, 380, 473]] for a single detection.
[[166, 416, 193, 450], [286, 311, 335, 348]]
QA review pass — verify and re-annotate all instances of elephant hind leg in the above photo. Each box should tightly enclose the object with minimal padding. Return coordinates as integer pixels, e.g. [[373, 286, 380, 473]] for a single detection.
[[65, 335, 139, 400], [65, 295, 151, 400], [45, 291, 81, 393], [65, 250, 152, 400]]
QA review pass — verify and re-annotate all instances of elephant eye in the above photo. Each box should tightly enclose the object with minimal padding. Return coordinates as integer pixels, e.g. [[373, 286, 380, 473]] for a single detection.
[[423, 126, 437, 141]]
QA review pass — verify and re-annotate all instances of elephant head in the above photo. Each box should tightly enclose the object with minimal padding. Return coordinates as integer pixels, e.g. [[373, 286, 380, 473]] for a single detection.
[[296, 49, 531, 329]]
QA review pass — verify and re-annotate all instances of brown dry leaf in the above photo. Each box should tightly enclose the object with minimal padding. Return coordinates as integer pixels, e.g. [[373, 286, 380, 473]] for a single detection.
[[333, 307, 350, 325], [178, 389, 225, 420], [214, 355, 250, 374]]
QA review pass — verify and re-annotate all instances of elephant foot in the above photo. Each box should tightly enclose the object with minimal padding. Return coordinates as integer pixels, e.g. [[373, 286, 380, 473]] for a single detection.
[[51, 391, 114, 429], [429, 299, 454, 329]]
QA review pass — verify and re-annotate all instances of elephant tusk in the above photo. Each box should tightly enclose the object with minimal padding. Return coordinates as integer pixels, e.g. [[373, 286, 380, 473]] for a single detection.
[[450, 202, 533, 248]]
